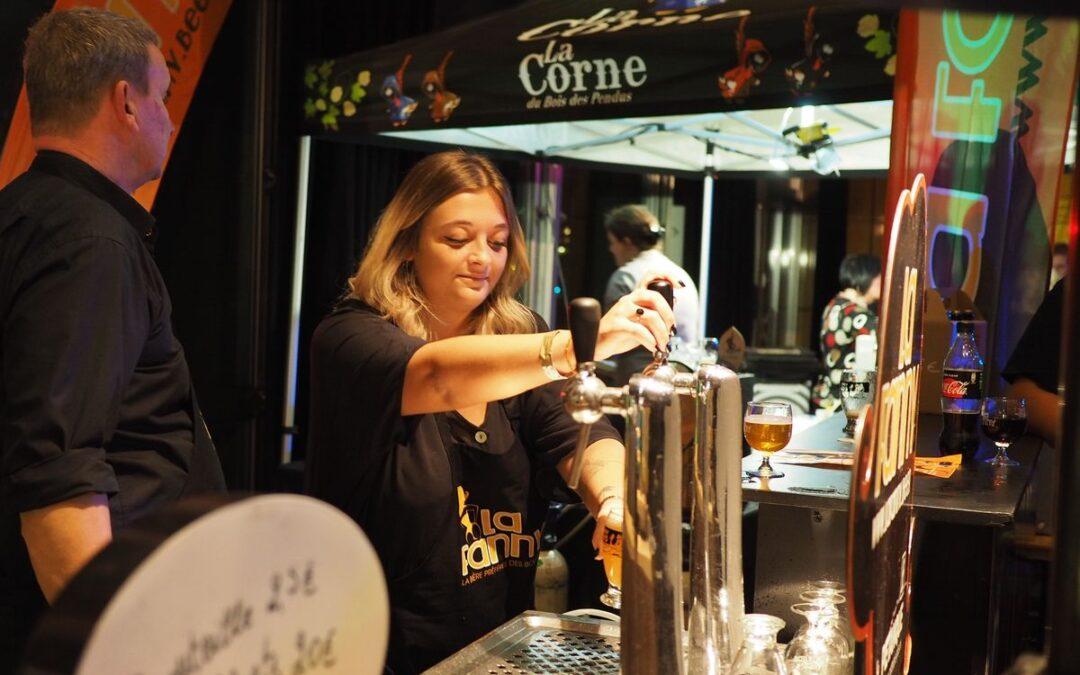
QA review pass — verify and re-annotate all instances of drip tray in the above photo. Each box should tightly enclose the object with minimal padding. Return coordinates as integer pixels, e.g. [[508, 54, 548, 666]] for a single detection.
[[424, 611, 621, 674]]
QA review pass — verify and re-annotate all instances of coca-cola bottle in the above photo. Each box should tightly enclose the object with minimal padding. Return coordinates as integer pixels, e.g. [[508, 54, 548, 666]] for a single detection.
[[940, 310, 984, 460]]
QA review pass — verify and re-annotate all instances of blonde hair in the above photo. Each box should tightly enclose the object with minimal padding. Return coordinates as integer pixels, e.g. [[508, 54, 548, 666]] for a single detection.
[[348, 150, 535, 339]]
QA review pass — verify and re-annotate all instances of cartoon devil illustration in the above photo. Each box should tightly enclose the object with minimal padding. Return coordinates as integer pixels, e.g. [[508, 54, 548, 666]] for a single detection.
[[381, 54, 418, 127], [785, 6, 834, 95], [718, 15, 771, 100], [423, 51, 461, 123]]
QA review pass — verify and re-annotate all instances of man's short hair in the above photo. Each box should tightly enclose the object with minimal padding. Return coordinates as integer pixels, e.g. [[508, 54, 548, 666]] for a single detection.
[[604, 204, 665, 250], [839, 254, 881, 295], [23, 8, 160, 135]]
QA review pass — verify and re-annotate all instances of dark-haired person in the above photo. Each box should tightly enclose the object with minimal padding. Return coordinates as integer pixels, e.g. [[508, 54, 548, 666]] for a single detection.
[[812, 254, 882, 410], [1051, 242, 1068, 288], [0, 9, 224, 666], [602, 204, 700, 384], [1003, 277, 1065, 445]]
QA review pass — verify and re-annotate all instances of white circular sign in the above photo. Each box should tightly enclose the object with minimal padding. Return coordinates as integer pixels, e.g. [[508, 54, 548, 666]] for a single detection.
[[27, 494, 389, 675]]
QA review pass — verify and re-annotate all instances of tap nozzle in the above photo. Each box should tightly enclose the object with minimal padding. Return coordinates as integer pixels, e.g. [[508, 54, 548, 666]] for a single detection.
[[564, 297, 603, 489]]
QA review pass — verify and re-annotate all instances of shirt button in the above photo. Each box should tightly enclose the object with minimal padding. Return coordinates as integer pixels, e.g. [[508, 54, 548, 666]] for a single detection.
[[474, 430, 488, 444]]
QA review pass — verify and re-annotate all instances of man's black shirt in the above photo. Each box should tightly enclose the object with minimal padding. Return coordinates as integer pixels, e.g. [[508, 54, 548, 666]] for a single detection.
[[1003, 279, 1065, 393], [0, 151, 225, 667]]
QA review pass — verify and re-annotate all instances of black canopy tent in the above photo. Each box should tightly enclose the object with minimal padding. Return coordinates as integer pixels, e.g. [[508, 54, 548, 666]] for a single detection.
[[284, 0, 899, 461]]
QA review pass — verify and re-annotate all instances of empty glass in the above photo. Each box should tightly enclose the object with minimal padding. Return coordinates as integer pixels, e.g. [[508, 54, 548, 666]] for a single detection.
[[785, 603, 848, 675], [732, 614, 788, 674], [799, 586, 854, 672], [839, 369, 874, 438]]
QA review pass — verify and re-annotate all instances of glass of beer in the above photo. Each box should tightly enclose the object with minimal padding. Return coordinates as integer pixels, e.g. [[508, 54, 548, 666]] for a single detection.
[[598, 508, 623, 609], [744, 401, 793, 479]]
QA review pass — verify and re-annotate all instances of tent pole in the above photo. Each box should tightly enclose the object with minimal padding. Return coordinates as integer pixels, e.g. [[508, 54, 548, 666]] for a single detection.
[[281, 135, 312, 465], [698, 172, 713, 342]]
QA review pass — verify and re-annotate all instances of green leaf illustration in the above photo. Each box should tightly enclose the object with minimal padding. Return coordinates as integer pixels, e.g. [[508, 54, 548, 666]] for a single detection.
[[303, 99, 317, 118], [321, 112, 338, 131], [865, 30, 892, 59], [318, 82, 328, 97], [350, 83, 366, 102], [304, 66, 318, 90], [317, 60, 334, 79]]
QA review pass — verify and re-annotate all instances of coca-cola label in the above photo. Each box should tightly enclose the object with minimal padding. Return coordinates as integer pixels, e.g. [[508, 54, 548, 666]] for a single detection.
[[942, 369, 982, 399]]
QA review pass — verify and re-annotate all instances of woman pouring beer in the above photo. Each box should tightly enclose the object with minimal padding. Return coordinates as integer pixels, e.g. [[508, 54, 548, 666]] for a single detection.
[[304, 150, 675, 674]]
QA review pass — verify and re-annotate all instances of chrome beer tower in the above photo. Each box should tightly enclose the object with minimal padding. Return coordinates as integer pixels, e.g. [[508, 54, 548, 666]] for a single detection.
[[563, 282, 745, 674]]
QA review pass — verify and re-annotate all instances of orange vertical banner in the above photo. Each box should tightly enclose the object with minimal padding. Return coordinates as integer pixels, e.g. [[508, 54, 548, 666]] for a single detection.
[[885, 9, 1079, 384], [0, 0, 233, 209]]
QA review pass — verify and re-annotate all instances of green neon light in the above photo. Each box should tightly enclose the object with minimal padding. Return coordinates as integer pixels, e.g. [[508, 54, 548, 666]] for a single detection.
[[941, 11, 1013, 75], [931, 61, 1002, 142]]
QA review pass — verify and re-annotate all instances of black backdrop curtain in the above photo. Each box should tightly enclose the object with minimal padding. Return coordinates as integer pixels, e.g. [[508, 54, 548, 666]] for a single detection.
[[290, 143, 426, 462], [705, 179, 757, 340]]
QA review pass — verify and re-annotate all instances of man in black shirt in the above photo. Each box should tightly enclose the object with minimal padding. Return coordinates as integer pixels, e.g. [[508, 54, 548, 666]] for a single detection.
[[0, 9, 225, 667], [1002, 279, 1065, 445]]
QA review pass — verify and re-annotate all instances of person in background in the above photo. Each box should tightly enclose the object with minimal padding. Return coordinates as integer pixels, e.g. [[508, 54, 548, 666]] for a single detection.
[[812, 254, 882, 411], [1050, 242, 1068, 288], [1003, 276, 1065, 445], [0, 8, 225, 670], [602, 204, 700, 384], [304, 150, 674, 674]]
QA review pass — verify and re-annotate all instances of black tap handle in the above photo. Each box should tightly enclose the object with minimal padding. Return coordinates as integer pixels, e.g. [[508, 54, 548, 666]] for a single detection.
[[647, 279, 675, 310], [569, 298, 601, 366]]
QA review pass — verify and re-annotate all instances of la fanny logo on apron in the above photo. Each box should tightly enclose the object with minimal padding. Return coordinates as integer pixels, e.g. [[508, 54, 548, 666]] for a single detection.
[[457, 486, 541, 583]]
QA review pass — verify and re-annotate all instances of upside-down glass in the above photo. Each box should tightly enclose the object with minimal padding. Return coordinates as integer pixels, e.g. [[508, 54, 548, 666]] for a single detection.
[[799, 587, 854, 671], [785, 603, 848, 675], [980, 397, 1027, 468], [744, 402, 793, 479], [598, 507, 623, 609], [732, 614, 788, 674]]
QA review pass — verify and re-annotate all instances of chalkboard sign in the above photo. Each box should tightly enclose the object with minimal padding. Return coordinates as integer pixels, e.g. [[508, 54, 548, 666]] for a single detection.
[[21, 494, 389, 675], [847, 175, 927, 675]]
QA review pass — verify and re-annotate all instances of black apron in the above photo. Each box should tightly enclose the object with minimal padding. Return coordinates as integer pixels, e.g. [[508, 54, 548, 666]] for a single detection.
[[385, 399, 545, 674]]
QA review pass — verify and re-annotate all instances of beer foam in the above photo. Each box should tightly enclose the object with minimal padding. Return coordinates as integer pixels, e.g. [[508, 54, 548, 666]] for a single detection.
[[744, 414, 792, 425]]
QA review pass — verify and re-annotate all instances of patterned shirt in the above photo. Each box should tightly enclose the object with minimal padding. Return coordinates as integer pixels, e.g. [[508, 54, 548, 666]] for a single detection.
[[812, 295, 877, 410]]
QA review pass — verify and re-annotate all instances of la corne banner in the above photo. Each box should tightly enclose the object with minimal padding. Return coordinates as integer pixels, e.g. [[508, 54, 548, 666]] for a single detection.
[[301, 0, 898, 137]]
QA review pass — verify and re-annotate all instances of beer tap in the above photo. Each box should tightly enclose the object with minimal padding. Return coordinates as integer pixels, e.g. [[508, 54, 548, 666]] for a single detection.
[[643, 279, 675, 378], [640, 280, 746, 672], [563, 298, 624, 490], [561, 296, 685, 675]]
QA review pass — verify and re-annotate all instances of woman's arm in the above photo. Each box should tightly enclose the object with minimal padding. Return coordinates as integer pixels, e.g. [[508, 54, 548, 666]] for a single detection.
[[402, 288, 674, 416], [557, 437, 625, 551]]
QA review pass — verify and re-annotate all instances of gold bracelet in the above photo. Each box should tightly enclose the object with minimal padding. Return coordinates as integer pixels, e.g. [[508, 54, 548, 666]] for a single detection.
[[539, 331, 564, 380]]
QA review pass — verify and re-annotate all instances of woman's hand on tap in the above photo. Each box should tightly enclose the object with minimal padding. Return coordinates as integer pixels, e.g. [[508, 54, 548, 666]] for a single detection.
[[593, 283, 675, 361]]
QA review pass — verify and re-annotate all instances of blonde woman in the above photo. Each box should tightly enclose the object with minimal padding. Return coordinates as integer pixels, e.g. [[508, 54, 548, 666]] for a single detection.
[[304, 150, 673, 673]]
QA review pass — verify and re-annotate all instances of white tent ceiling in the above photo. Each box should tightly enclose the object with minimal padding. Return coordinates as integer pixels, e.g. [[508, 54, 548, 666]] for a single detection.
[[381, 100, 895, 174]]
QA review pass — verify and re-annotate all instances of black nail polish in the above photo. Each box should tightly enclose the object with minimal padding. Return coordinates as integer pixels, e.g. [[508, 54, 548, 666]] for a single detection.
[[636, 308, 645, 316], [679, 280, 686, 288], [672, 326, 678, 336]]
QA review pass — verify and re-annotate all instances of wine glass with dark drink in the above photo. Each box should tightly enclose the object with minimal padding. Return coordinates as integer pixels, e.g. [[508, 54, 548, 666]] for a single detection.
[[980, 397, 1027, 468]]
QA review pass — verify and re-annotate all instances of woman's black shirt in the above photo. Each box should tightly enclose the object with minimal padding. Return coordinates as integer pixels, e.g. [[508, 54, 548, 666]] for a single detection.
[[304, 300, 620, 673]]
